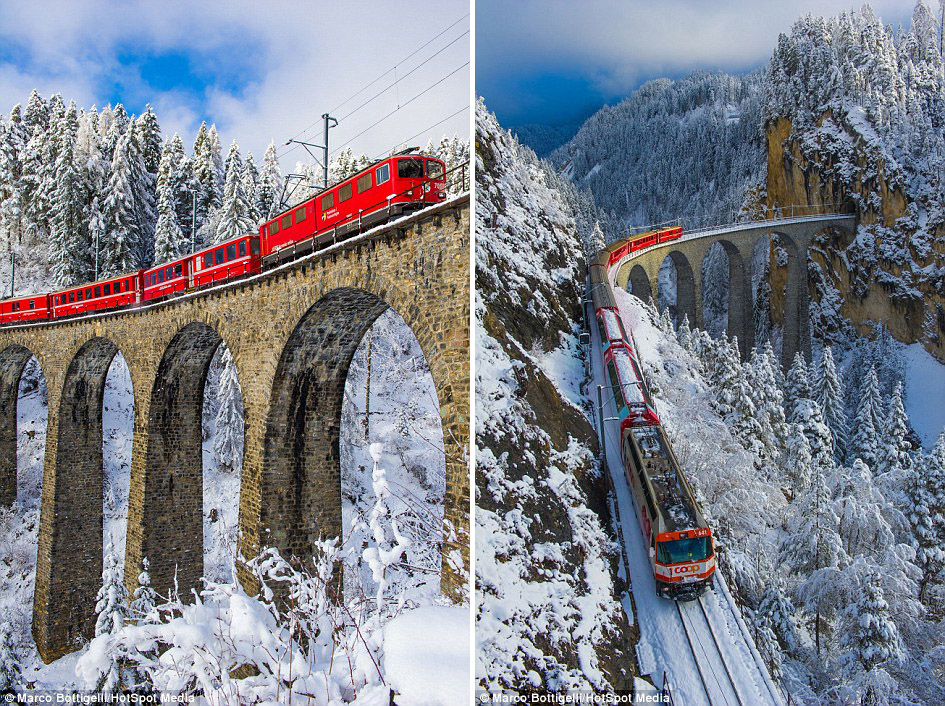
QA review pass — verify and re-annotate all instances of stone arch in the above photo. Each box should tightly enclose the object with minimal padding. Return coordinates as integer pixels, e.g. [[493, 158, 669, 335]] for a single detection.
[[0, 344, 38, 506], [628, 265, 652, 302], [138, 322, 225, 600], [773, 231, 810, 368], [657, 251, 696, 328], [34, 336, 121, 656], [259, 288, 394, 573], [701, 240, 750, 359]]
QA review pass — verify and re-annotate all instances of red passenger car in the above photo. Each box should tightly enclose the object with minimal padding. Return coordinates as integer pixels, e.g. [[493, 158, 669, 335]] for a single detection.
[[143, 257, 190, 302], [190, 233, 261, 289], [260, 151, 448, 267], [0, 293, 51, 325], [51, 274, 140, 318]]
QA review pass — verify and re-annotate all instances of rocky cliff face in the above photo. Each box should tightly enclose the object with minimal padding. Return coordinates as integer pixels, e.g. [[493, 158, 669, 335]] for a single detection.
[[765, 113, 944, 359], [475, 99, 635, 691]]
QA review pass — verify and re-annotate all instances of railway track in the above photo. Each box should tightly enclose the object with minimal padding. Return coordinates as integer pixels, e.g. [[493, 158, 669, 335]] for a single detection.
[[675, 595, 744, 706]]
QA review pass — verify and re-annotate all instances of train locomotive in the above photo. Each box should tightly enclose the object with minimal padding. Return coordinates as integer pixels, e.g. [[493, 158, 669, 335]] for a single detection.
[[591, 227, 716, 600], [0, 149, 449, 327]]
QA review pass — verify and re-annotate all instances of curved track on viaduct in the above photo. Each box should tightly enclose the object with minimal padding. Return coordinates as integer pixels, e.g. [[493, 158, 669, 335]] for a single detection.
[[608, 214, 856, 366], [0, 195, 470, 662]]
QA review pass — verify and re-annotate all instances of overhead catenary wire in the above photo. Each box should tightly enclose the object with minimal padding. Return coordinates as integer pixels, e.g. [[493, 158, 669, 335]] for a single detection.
[[337, 29, 469, 123], [371, 104, 469, 160], [279, 12, 469, 155], [327, 61, 469, 159]]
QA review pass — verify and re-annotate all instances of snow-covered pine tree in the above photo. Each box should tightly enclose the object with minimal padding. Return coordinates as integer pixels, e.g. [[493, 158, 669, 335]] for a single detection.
[[0, 622, 21, 693], [50, 102, 87, 286], [215, 142, 254, 243], [784, 352, 812, 424], [907, 448, 945, 604], [849, 365, 881, 469], [676, 313, 692, 351], [212, 347, 244, 474], [95, 545, 128, 694], [793, 397, 835, 472], [658, 306, 674, 337], [241, 152, 261, 224], [102, 130, 142, 277], [880, 381, 913, 474], [783, 423, 814, 500], [781, 456, 843, 656], [842, 567, 903, 681], [136, 106, 162, 175], [815, 346, 848, 462], [748, 345, 788, 460], [128, 558, 157, 692], [152, 138, 188, 264], [758, 581, 799, 655], [130, 115, 158, 267], [130, 558, 157, 622], [257, 141, 282, 221]]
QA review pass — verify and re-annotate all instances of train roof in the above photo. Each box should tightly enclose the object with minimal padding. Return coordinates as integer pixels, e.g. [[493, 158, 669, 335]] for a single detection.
[[629, 425, 706, 535]]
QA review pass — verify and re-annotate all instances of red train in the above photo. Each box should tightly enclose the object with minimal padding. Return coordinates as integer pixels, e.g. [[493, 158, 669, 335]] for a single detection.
[[0, 150, 448, 327], [590, 229, 717, 600], [607, 225, 682, 267]]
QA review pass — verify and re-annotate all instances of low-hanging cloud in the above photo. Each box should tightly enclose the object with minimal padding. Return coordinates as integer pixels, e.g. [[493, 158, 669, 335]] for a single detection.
[[477, 0, 914, 123]]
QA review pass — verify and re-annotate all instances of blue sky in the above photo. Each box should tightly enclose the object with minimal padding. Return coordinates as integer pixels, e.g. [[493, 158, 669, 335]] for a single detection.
[[0, 1, 470, 168], [477, 0, 915, 127]]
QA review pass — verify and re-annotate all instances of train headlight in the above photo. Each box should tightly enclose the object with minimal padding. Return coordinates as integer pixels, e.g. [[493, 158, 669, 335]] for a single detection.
[[437, 191, 446, 199]]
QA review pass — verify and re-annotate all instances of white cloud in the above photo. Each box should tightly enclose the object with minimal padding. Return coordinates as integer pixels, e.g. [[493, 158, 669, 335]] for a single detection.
[[0, 0, 470, 169], [477, 0, 915, 101]]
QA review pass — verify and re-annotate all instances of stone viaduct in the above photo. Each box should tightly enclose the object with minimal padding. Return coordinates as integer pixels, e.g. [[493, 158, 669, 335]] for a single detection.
[[0, 195, 470, 663], [609, 214, 856, 366]]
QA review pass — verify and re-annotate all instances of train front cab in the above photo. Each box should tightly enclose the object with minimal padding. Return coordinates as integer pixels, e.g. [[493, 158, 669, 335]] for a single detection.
[[653, 528, 715, 600]]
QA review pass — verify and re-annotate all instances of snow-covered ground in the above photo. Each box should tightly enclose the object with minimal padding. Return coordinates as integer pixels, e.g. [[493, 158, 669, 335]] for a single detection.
[[587, 287, 781, 705], [1, 305, 454, 694], [902, 342, 945, 449]]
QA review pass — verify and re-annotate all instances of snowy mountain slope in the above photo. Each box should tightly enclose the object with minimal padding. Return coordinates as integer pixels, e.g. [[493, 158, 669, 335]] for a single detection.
[[550, 72, 766, 230], [476, 99, 633, 691]]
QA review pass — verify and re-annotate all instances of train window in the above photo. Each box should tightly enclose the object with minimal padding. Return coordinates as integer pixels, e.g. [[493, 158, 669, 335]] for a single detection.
[[13, 302, 18, 311], [427, 160, 444, 178], [251, 239, 260, 255], [606, 362, 626, 415], [282, 213, 292, 229], [204, 252, 213, 268], [398, 159, 424, 179], [321, 192, 334, 210], [357, 173, 372, 194], [29, 300, 34, 310], [376, 164, 390, 185], [239, 241, 247, 257], [94, 286, 100, 297], [85, 289, 92, 299], [158, 270, 165, 283], [104, 283, 111, 295], [339, 183, 352, 202], [215, 249, 224, 265], [270, 220, 280, 235], [69, 292, 75, 303], [175, 264, 182, 277], [295, 206, 306, 222], [226, 244, 236, 261]]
